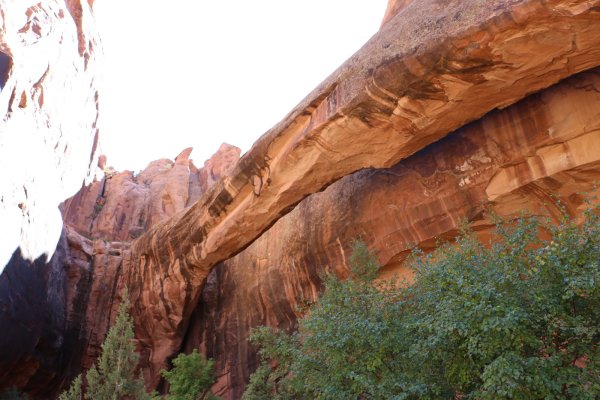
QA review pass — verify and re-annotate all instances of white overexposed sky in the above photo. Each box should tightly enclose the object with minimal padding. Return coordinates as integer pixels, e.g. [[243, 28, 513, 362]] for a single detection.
[[94, 1, 388, 172]]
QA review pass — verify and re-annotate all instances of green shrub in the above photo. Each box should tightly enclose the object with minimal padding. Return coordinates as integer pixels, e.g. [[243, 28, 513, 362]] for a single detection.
[[243, 207, 600, 399], [161, 350, 218, 400], [60, 291, 152, 400]]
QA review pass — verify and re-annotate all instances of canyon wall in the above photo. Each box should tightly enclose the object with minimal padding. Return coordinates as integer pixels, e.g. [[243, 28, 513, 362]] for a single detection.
[[183, 68, 600, 399], [1, 0, 600, 398], [62, 145, 241, 242], [0, 146, 240, 396], [125, 0, 600, 386], [14, 65, 596, 399], [0, 0, 101, 271]]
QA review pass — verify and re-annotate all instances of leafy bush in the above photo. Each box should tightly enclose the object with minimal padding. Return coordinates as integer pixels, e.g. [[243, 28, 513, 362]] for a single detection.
[[243, 207, 600, 399], [58, 375, 81, 400], [161, 349, 218, 400]]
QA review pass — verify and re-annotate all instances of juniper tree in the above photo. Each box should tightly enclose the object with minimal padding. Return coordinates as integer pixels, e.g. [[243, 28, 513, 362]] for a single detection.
[[60, 291, 151, 400]]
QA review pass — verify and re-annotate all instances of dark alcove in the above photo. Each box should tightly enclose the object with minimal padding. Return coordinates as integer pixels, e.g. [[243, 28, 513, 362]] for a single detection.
[[0, 51, 12, 91]]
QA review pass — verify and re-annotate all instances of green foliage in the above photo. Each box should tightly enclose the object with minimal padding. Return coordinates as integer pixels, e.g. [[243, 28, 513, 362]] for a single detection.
[[85, 291, 149, 400], [0, 388, 27, 400], [243, 207, 600, 399], [243, 239, 406, 400], [59, 375, 82, 400], [160, 349, 218, 400], [58, 291, 152, 400]]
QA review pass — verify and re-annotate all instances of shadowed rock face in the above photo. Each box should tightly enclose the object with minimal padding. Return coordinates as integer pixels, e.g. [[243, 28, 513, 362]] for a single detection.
[[182, 69, 600, 399], [0, 230, 90, 398], [0, 146, 240, 396], [0, 0, 101, 271], [125, 0, 600, 386], [0, 51, 11, 90]]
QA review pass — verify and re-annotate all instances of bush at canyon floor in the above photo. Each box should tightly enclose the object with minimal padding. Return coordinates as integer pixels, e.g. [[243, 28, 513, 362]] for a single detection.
[[243, 207, 600, 400], [160, 350, 219, 400], [60, 291, 150, 400], [60, 292, 218, 400]]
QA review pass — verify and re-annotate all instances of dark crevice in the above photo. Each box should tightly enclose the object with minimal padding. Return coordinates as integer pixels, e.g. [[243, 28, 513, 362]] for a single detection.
[[0, 51, 12, 91]]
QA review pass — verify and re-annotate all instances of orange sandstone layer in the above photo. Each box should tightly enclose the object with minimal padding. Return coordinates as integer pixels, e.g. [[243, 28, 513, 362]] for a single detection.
[[183, 68, 600, 399], [125, 0, 600, 385]]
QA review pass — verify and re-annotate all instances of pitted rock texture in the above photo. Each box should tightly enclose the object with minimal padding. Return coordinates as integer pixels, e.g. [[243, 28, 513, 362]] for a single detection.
[[126, 0, 600, 386], [183, 68, 600, 400], [0, 0, 101, 272], [381, 0, 414, 26]]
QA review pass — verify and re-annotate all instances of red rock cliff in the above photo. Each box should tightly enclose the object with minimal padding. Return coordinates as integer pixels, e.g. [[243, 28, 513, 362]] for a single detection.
[[0, 145, 239, 396], [2, 0, 600, 398], [182, 68, 600, 398], [124, 0, 600, 387]]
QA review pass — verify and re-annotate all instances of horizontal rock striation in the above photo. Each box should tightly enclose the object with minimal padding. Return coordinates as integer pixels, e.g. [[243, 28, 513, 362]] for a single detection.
[[183, 68, 600, 399], [127, 0, 600, 385]]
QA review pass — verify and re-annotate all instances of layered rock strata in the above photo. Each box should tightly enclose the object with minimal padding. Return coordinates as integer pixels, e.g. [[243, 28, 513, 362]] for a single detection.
[[0, 0, 101, 271], [9, 65, 597, 398], [1, 0, 600, 397], [183, 68, 600, 399], [126, 0, 600, 385]]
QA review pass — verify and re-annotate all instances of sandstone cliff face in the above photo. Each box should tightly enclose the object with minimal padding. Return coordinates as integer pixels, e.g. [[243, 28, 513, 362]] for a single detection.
[[0, 227, 99, 398], [0, 146, 239, 395], [0, 0, 101, 271], [182, 68, 600, 399], [125, 0, 600, 386], [2, 0, 600, 398], [62, 145, 241, 242], [60, 145, 241, 372]]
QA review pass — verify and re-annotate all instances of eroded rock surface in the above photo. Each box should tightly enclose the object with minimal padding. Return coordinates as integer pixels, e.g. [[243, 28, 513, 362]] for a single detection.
[[0, 0, 101, 271], [183, 68, 600, 399], [127, 0, 600, 385], [0, 227, 93, 397], [0, 145, 240, 395], [2, 1, 600, 398], [62, 145, 240, 242]]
